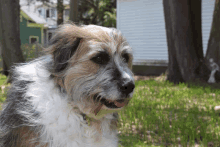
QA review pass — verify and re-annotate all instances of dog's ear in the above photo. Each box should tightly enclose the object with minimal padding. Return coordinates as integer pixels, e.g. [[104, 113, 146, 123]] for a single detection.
[[48, 36, 82, 73]]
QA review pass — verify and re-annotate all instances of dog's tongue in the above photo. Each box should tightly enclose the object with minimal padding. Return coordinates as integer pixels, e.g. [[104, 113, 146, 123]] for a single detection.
[[94, 99, 129, 115], [114, 100, 128, 108]]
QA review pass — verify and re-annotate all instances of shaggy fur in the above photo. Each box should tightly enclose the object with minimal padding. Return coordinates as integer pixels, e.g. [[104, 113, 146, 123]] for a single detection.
[[0, 24, 135, 147]]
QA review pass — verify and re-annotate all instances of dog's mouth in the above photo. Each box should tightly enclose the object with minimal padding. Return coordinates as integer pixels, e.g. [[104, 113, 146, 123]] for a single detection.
[[93, 94, 129, 114], [100, 97, 128, 108]]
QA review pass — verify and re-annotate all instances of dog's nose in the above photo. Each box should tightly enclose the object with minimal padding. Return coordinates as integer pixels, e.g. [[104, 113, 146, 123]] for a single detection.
[[119, 81, 135, 96]]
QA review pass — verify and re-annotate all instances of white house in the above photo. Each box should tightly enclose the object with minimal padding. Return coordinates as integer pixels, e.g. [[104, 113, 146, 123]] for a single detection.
[[35, 0, 70, 43], [117, 0, 215, 75], [20, 0, 70, 44]]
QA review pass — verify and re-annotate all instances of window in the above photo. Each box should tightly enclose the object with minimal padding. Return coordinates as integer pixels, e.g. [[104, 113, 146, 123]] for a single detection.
[[51, 9, 55, 17], [65, 9, 69, 16], [48, 33, 52, 41], [29, 36, 39, 44], [46, 9, 50, 18], [38, 9, 42, 15], [31, 38, 37, 43]]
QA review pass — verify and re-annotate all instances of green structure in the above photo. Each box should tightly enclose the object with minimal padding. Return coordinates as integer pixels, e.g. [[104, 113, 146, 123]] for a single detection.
[[20, 10, 47, 45]]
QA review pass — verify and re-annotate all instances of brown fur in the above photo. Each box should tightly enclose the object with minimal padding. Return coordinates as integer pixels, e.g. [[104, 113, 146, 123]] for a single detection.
[[47, 23, 133, 143], [0, 23, 134, 147], [4, 127, 47, 147], [46, 25, 125, 91]]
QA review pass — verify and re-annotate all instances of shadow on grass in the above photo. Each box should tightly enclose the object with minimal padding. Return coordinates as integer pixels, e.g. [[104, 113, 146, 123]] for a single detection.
[[186, 79, 220, 92]]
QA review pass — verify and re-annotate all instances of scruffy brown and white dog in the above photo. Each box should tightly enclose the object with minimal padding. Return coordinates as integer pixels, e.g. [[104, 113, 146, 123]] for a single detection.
[[0, 24, 135, 147]]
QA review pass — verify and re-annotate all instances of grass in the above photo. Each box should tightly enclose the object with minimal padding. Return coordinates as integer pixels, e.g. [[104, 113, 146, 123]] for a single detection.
[[118, 78, 220, 147], [0, 74, 9, 109], [0, 74, 219, 146]]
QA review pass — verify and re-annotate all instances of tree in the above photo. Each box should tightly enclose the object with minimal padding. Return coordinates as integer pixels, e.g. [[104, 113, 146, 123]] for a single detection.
[[0, 0, 25, 76], [77, 0, 116, 27], [57, 0, 64, 25], [69, 0, 78, 23], [205, 0, 220, 69], [41, 0, 50, 3], [163, 0, 210, 84]]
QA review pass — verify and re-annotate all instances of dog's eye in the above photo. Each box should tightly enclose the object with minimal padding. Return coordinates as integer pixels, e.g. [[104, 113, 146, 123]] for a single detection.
[[91, 52, 110, 65], [122, 53, 129, 63]]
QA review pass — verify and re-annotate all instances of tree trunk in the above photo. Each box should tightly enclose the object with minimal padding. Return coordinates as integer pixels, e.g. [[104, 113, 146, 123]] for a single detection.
[[69, 0, 78, 23], [57, 0, 64, 25], [163, 0, 210, 83], [0, 0, 24, 76], [205, 0, 220, 81]]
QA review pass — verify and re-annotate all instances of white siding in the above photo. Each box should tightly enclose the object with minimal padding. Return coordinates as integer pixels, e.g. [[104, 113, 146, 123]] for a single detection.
[[117, 0, 215, 65], [117, 0, 167, 64], [202, 0, 215, 55]]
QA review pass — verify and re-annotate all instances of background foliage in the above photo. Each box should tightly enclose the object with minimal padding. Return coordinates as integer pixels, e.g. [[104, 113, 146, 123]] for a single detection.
[[78, 0, 116, 27]]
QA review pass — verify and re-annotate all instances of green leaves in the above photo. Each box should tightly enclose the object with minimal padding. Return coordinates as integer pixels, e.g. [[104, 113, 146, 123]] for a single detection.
[[78, 0, 116, 27]]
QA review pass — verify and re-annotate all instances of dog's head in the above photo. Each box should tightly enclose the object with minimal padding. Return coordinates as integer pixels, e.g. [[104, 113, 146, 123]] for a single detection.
[[47, 24, 135, 119]]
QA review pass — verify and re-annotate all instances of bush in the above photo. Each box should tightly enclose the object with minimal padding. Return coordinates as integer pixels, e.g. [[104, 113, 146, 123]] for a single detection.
[[21, 43, 43, 61]]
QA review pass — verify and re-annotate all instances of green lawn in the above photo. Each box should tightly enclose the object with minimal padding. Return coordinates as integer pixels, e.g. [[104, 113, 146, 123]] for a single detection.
[[118, 78, 220, 147], [0, 74, 220, 146], [0, 74, 9, 109]]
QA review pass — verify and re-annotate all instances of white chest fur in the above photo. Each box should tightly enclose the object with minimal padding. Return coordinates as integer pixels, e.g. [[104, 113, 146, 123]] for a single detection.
[[23, 72, 118, 147]]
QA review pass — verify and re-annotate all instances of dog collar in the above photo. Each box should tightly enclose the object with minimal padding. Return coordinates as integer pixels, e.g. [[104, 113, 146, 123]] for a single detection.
[[81, 113, 93, 126]]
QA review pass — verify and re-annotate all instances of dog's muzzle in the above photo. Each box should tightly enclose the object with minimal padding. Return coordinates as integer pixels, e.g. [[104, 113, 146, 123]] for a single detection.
[[92, 79, 135, 115], [93, 81, 134, 109], [93, 95, 130, 109]]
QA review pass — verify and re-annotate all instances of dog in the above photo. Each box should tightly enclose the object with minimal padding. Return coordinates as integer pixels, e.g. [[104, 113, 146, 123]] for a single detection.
[[0, 24, 135, 147]]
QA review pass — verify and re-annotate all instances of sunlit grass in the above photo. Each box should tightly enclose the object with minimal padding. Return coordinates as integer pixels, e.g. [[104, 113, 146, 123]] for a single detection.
[[119, 79, 220, 147], [0, 74, 9, 109], [0, 73, 219, 146]]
